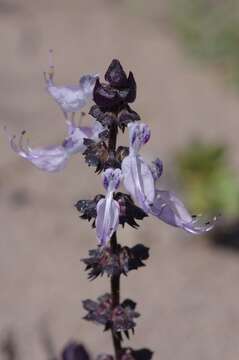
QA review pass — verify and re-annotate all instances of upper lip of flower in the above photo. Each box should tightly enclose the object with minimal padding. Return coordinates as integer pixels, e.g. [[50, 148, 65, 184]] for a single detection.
[[44, 54, 98, 119]]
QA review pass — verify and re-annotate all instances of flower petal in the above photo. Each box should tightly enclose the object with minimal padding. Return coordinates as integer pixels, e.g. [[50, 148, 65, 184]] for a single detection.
[[96, 196, 120, 246], [150, 190, 217, 234], [64, 122, 90, 154], [95, 168, 122, 246], [79, 74, 99, 98], [102, 168, 122, 191], [9, 132, 69, 172], [64, 119, 104, 155], [150, 158, 163, 181], [128, 122, 150, 153], [46, 74, 98, 115], [122, 153, 155, 212]]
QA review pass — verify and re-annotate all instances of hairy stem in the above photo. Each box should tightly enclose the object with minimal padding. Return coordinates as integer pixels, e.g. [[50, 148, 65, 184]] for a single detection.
[[110, 232, 122, 359]]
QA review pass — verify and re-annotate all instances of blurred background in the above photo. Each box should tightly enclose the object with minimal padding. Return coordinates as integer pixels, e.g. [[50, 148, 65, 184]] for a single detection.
[[1, 0, 239, 359]]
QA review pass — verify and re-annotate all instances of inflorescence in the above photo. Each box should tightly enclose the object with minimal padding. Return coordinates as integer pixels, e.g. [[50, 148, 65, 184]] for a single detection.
[[6, 52, 217, 360]]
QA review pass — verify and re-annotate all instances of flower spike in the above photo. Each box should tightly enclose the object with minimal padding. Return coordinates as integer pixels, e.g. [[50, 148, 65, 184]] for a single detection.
[[96, 168, 122, 246], [9, 58, 218, 358]]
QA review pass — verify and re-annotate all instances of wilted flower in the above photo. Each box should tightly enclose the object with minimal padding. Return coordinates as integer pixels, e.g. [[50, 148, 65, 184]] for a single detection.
[[7, 120, 104, 172], [44, 50, 98, 119], [95, 168, 122, 246]]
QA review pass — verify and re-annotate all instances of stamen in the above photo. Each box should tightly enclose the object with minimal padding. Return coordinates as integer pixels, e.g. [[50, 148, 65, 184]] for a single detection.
[[25, 137, 31, 155], [48, 49, 54, 80], [19, 130, 26, 149]]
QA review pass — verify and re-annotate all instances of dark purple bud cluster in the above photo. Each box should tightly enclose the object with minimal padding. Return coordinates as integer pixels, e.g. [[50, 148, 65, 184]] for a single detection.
[[62, 342, 90, 360], [120, 348, 153, 360], [89, 105, 140, 133], [62, 342, 113, 360], [81, 244, 149, 280], [83, 139, 129, 173], [89, 59, 140, 132], [75, 195, 104, 225], [114, 193, 147, 228], [61, 342, 153, 360], [75, 193, 147, 229], [82, 294, 140, 337]]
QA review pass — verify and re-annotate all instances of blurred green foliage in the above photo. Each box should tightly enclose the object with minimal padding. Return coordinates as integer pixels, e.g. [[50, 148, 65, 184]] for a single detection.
[[175, 141, 239, 218], [170, 0, 239, 84]]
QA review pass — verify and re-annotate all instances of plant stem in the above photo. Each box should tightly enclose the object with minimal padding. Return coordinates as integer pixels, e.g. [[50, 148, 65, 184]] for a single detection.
[[110, 232, 122, 360], [108, 121, 117, 152], [108, 122, 121, 359]]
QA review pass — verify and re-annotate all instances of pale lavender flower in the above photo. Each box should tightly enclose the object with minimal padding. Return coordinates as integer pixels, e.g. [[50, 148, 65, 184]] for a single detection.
[[122, 122, 216, 235], [150, 190, 217, 234], [95, 168, 122, 246], [7, 120, 104, 172], [121, 122, 155, 212], [44, 50, 98, 119]]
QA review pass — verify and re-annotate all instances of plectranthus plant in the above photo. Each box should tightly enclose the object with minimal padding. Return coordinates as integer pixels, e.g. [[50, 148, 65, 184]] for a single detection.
[[6, 54, 217, 360]]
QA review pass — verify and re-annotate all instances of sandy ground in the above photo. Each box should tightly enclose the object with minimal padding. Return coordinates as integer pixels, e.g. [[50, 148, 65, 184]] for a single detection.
[[1, 1, 239, 359]]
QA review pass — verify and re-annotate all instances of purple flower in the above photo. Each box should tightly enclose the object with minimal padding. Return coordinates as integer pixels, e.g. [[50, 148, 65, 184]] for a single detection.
[[121, 123, 155, 212], [44, 50, 98, 119], [122, 122, 216, 235], [96, 168, 122, 246], [7, 120, 104, 172], [150, 190, 217, 234]]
